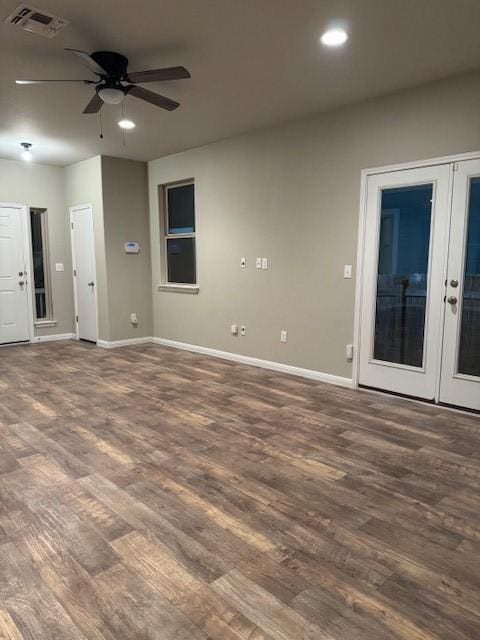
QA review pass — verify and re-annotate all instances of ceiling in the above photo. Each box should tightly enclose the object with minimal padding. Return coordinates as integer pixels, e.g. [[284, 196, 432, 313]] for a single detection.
[[1, 0, 480, 166]]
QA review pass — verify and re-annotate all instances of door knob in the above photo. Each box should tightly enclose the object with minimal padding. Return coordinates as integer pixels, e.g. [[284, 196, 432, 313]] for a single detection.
[[450, 279, 459, 288], [18, 280, 25, 286], [18, 271, 24, 277], [447, 296, 457, 305], [88, 281, 95, 287]]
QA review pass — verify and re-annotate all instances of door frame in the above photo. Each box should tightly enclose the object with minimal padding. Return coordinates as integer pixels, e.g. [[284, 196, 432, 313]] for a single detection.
[[353, 149, 480, 399], [69, 204, 99, 342], [0, 202, 34, 344]]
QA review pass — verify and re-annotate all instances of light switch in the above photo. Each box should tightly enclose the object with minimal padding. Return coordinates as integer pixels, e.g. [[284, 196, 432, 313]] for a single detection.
[[261, 257, 268, 270], [344, 264, 352, 279], [256, 257, 262, 269], [240, 257, 246, 268], [55, 263, 64, 272]]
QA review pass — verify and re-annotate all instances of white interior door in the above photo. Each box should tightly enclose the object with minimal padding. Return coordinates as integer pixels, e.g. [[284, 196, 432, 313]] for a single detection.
[[71, 205, 98, 343], [439, 160, 480, 410], [358, 165, 451, 399], [0, 204, 31, 344]]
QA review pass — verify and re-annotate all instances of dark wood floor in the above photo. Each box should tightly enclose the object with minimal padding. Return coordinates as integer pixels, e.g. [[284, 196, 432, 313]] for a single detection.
[[0, 340, 479, 639]]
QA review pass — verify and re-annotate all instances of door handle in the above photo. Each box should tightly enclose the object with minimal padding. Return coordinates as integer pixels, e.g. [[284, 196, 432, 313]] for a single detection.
[[447, 296, 457, 305], [88, 281, 95, 287]]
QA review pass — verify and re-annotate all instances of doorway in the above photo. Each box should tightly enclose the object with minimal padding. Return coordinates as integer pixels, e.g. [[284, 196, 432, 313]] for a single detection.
[[70, 204, 98, 343], [0, 203, 33, 344], [357, 156, 480, 412]]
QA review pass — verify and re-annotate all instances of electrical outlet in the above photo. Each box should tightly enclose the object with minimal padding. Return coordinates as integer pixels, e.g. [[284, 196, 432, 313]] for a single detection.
[[256, 257, 262, 269], [240, 257, 246, 268], [280, 330, 287, 343], [230, 324, 238, 335], [345, 343, 354, 360], [262, 257, 268, 270], [130, 313, 138, 324], [240, 325, 246, 336]]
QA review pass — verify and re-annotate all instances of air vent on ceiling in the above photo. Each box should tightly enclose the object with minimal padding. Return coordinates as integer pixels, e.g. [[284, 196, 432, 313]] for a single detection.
[[5, 4, 69, 38]]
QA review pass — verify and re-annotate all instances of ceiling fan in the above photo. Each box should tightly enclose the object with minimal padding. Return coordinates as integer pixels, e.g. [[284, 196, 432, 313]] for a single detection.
[[15, 49, 190, 113]]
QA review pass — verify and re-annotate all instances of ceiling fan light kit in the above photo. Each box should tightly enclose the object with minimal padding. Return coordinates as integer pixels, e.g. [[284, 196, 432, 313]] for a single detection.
[[97, 86, 125, 105], [15, 48, 191, 120]]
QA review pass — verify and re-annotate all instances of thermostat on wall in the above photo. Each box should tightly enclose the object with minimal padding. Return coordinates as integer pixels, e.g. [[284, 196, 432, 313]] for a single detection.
[[124, 242, 140, 254]]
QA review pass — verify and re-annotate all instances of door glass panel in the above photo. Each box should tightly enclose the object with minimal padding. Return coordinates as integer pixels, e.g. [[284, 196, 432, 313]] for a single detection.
[[373, 184, 433, 367], [457, 177, 480, 377]]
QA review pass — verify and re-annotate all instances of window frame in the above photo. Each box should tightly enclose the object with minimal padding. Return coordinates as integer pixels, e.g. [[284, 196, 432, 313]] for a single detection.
[[29, 207, 54, 322], [160, 180, 198, 290]]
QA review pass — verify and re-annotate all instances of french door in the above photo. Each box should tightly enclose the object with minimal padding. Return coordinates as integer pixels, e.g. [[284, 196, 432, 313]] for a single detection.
[[439, 160, 480, 410], [359, 159, 480, 411]]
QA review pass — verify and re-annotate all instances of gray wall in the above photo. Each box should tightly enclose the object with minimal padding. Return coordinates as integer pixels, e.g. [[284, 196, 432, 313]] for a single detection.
[[148, 69, 480, 379], [1, 155, 151, 344], [0, 158, 74, 337], [101, 156, 152, 341], [64, 155, 152, 342]]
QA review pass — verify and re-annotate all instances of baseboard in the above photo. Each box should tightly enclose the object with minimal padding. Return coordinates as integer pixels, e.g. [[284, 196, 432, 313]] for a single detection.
[[31, 333, 75, 343], [97, 336, 154, 349], [32, 333, 353, 388], [152, 337, 354, 388]]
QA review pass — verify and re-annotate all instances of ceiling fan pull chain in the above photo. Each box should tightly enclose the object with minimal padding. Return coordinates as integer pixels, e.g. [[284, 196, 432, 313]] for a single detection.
[[99, 110, 104, 139], [121, 103, 126, 146]]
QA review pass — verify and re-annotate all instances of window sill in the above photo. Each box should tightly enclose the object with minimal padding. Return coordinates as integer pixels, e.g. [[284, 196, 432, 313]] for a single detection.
[[34, 320, 57, 328], [157, 284, 199, 294]]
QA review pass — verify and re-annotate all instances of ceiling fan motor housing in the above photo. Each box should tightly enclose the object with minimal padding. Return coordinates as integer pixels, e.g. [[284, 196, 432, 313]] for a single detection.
[[91, 51, 129, 79], [91, 51, 130, 103]]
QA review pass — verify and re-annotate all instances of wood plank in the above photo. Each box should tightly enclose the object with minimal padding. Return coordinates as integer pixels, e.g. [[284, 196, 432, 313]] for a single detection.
[[211, 569, 335, 640], [0, 340, 478, 640]]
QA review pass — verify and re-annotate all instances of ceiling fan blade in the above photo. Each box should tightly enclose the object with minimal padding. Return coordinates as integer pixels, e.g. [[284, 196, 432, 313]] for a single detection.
[[16, 79, 95, 85], [126, 66, 190, 83], [126, 85, 179, 111], [82, 93, 104, 114], [65, 48, 106, 76]]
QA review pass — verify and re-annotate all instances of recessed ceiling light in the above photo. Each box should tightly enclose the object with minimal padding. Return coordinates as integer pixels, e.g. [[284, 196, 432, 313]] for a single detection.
[[118, 119, 135, 130], [20, 142, 32, 162], [320, 28, 348, 47]]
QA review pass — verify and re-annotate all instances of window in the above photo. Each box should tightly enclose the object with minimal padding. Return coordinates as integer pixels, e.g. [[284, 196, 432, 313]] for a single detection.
[[162, 181, 197, 286], [30, 208, 53, 320]]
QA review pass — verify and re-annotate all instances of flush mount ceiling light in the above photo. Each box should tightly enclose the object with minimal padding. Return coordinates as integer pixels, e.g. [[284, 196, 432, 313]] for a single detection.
[[320, 28, 348, 47], [118, 118, 135, 129], [20, 142, 33, 162]]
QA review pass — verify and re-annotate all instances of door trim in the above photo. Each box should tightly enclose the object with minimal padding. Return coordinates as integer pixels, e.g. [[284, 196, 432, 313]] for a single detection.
[[69, 204, 99, 342], [353, 149, 480, 395], [0, 202, 34, 344]]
